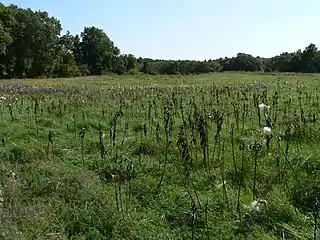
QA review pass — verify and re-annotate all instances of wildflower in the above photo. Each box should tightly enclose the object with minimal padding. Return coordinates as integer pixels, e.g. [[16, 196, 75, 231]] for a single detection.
[[245, 199, 267, 215], [10, 171, 16, 179], [216, 181, 227, 189], [258, 103, 270, 110], [0, 96, 6, 101], [208, 115, 212, 119], [102, 134, 106, 138], [263, 126, 272, 135]]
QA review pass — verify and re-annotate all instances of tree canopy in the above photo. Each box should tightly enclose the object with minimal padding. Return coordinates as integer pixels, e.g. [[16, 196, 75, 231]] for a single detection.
[[1, 3, 320, 78]]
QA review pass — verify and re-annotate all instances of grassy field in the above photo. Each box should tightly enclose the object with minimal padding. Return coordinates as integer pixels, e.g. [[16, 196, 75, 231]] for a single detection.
[[0, 72, 319, 239]]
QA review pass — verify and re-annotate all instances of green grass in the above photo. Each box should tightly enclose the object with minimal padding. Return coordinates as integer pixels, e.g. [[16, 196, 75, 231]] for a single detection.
[[0, 72, 319, 239]]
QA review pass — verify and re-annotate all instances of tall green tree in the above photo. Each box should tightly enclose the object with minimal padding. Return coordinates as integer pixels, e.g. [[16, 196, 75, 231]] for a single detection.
[[0, 4, 61, 78], [4, 3, 320, 78], [0, 4, 13, 77], [54, 31, 81, 77], [124, 54, 136, 71], [223, 53, 263, 72], [79, 26, 120, 75]]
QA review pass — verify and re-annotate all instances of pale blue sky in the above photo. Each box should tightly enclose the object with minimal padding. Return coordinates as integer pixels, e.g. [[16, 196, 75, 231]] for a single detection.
[[2, 0, 320, 60]]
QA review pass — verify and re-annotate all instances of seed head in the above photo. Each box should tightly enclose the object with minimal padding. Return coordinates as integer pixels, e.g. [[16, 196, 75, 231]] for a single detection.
[[263, 126, 272, 135], [258, 103, 270, 110], [246, 199, 267, 215]]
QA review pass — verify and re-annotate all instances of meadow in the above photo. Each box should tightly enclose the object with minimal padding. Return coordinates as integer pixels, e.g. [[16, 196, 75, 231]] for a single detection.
[[0, 72, 319, 239]]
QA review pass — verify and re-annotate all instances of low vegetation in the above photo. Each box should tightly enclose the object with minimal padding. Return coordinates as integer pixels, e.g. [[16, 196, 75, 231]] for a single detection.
[[0, 73, 319, 239]]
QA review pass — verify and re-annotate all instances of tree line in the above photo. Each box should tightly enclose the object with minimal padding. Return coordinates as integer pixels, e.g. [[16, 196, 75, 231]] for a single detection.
[[1, 3, 320, 79]]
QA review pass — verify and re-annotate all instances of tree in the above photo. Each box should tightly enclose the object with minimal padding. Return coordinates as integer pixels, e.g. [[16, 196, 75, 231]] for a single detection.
[[300, 43, 318, 72], [112, 55, 126, 74], [54, 32, 81, 77], [141, 61, 149, 74], [271, 52, 295, 72], [223, 53, 263, 72], [79, 26, 120, 75], [0, 5, 13, 77], [0, 4, 62, 78], [125, 54, 136, 71], [4, 2, 320, 78], [158, 61, 179, 74]]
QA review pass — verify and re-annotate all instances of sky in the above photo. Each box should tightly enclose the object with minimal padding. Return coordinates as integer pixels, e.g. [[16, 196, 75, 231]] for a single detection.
[[1, 0, 320, 60]]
